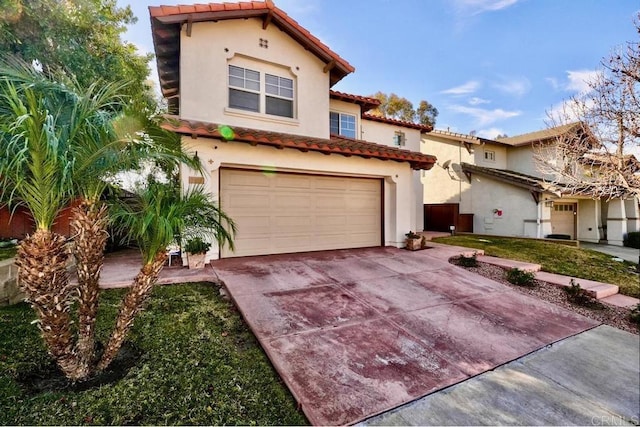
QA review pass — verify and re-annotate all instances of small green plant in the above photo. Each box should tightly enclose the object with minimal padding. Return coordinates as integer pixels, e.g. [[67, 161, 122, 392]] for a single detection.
[[563, 279, 592, 305], [405, 231, 421, 239], [458, 253, 478, 267], [505, 268, 536, 287], [629, 303, 640, 326], [184, 237, 211, 254]]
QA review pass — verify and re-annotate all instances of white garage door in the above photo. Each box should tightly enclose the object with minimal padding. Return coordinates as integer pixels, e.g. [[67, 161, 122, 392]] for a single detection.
[[551, 203, 576, 239], [220, 169, 382, 258]]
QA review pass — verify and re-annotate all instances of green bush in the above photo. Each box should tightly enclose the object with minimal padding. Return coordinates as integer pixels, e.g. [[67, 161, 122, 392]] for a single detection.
[[623, 231, 640, 249], [563, 279, 592, 305], [184, 237, 211, 254], [458, 253, 478, 267], [630, 303, 640, 326], [505, 268, 536, 287]]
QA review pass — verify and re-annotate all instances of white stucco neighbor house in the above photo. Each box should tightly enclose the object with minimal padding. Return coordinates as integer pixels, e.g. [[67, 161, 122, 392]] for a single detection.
[[149, 0, 436, 260], [421, 124, 640, 246]]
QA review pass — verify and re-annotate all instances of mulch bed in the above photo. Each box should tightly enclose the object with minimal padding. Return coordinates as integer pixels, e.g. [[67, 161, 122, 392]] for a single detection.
[[451, 257, 639, 335]]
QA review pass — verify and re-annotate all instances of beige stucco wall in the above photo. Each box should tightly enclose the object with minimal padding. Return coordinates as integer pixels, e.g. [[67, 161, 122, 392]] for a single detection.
[[180, 18, 330, 138], [421, 135, 474, 213], [474, 142, 508, 169], [360, 119, 424, 231], [181, 137, 418, 261], [468, 176, 539, 237]]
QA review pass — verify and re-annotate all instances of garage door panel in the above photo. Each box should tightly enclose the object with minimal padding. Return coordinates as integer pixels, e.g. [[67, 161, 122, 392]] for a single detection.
[[224, 170, 271, 187], [220, 169, 381, 257], [276, 175, 312, 189], [227, 193, 270, 209]]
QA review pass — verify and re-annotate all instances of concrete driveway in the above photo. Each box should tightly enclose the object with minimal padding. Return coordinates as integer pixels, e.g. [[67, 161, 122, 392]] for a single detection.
[[211, 247, 603, 425]]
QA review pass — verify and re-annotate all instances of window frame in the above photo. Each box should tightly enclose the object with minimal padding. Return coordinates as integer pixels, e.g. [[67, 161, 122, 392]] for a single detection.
[[227, 64, 296, 119], [484, 149, 496, 162], [393, 131, 406, 147], [330, 111, 357, 139]]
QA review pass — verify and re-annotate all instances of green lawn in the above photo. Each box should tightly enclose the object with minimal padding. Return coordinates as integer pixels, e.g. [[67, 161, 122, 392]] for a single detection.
[[0, 283, 308, 426], [433, 235, 640, 298]]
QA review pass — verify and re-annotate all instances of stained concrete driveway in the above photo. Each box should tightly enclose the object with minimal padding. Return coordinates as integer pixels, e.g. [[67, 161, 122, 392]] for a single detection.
[[211, 247, 600, 425]]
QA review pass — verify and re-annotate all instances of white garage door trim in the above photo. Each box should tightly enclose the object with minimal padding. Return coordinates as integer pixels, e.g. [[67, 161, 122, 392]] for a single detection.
[[220, 168, 383, 258]]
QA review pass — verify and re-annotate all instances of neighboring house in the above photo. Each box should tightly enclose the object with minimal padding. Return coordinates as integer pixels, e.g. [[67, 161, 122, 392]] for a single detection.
[[149, 0, 435, 260], [421, 125, 640, 246]]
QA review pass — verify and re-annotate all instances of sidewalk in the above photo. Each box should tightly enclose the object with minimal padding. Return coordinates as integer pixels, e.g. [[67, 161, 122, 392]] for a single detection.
[[580, 242, 639, 264]]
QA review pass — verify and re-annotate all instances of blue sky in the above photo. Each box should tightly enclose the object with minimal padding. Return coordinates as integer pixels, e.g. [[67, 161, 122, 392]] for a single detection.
[[119, 0, 639, 139]]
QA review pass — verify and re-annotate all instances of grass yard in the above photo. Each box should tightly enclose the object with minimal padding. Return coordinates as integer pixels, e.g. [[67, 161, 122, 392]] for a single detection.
[[0, 283, 308, 426], [433, 235, 640, 298]]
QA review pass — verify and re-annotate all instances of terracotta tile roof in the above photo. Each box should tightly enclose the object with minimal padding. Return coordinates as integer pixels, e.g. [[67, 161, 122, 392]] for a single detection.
[[497, 122, 583, 147], [162, 116, 437, 170], [329, 90, 380, 113], [362, 113, 433, 132], [150, 1, 355, 107]]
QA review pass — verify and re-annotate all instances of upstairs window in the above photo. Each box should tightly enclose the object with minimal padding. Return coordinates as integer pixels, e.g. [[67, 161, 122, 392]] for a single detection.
[[265, 74, 294, 118], [228, 65, 295, 118], [484, 150, 495, 162], [228, 65, 260, 112], [330, 112, 356, 138], [393, 131, 406, 147]]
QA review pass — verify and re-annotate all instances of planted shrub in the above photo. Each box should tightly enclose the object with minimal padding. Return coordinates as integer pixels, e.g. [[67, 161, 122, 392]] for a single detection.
[[623, 231, 640, 249], [505, 268, 536, 287], [563, 279, 592, 305], [630, 303, 640, 326], [458, 253, 478, 267], [184, 237, 211, 254]]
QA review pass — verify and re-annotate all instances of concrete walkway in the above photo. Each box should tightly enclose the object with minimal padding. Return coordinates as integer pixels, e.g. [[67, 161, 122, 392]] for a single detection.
[[580, 242, 640, 264], [362, 325, 640, 426]]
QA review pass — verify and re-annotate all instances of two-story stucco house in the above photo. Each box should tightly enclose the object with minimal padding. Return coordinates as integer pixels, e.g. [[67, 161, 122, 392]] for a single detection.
[[149, 0, 435, 260], [421, 124, 640, 246]]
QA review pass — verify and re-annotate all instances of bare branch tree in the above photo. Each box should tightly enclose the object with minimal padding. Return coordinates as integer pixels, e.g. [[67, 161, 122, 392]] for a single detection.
[[535, 14, 640, 200]]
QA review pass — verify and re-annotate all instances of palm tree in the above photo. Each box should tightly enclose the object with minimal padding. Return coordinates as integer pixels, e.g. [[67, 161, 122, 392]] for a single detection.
[[0, 57, 208, 380], [0, 82, 81, 377], [97, 182, 235, 370]]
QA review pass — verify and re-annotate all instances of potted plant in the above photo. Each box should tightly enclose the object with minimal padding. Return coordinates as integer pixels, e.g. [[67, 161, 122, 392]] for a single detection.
[[405, 231, 423, 251], [184, 237, 211, 269]]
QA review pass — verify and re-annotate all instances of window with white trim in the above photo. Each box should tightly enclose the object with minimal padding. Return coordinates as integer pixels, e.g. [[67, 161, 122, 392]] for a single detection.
[[228, 65, 295, 118], [228, 65, 260, 112], [393, 131, 406, 147], [484, 150, 495, 162], [330, 112, 356, 138]]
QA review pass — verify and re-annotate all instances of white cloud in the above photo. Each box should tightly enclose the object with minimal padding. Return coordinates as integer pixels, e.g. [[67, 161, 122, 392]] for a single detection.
[[565, 70, 599, 93], [468, 97, 490, 105], [545, 77, 560, 90], [441, 80, 481, 95], [453, 0, 519, 15], [492, 76, 531, 97], [476, 127, 506, 139], [449, 105, 521, 126]]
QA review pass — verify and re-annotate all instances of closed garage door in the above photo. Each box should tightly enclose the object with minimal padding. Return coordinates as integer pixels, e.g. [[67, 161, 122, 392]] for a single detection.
[[220, 169, 382, 258], [551, 203, 576, 239]]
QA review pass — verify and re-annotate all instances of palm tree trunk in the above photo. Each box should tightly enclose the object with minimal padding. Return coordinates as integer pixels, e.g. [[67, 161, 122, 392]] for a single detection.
[[14, 229, 80, 379], [70, 201, 109, 379], [97, 252, 168, 372]]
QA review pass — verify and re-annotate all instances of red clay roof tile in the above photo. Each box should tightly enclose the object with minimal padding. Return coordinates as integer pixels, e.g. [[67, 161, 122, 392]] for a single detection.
[[162, 116, 436, 170], [362, 113, 433, 132], [329, 90, 380, 112]]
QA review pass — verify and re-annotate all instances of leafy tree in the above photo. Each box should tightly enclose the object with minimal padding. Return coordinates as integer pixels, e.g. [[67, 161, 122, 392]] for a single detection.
[[369, 91, 438, 127], [0, 0, 154, 108], [537, 14, 640, 200]]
